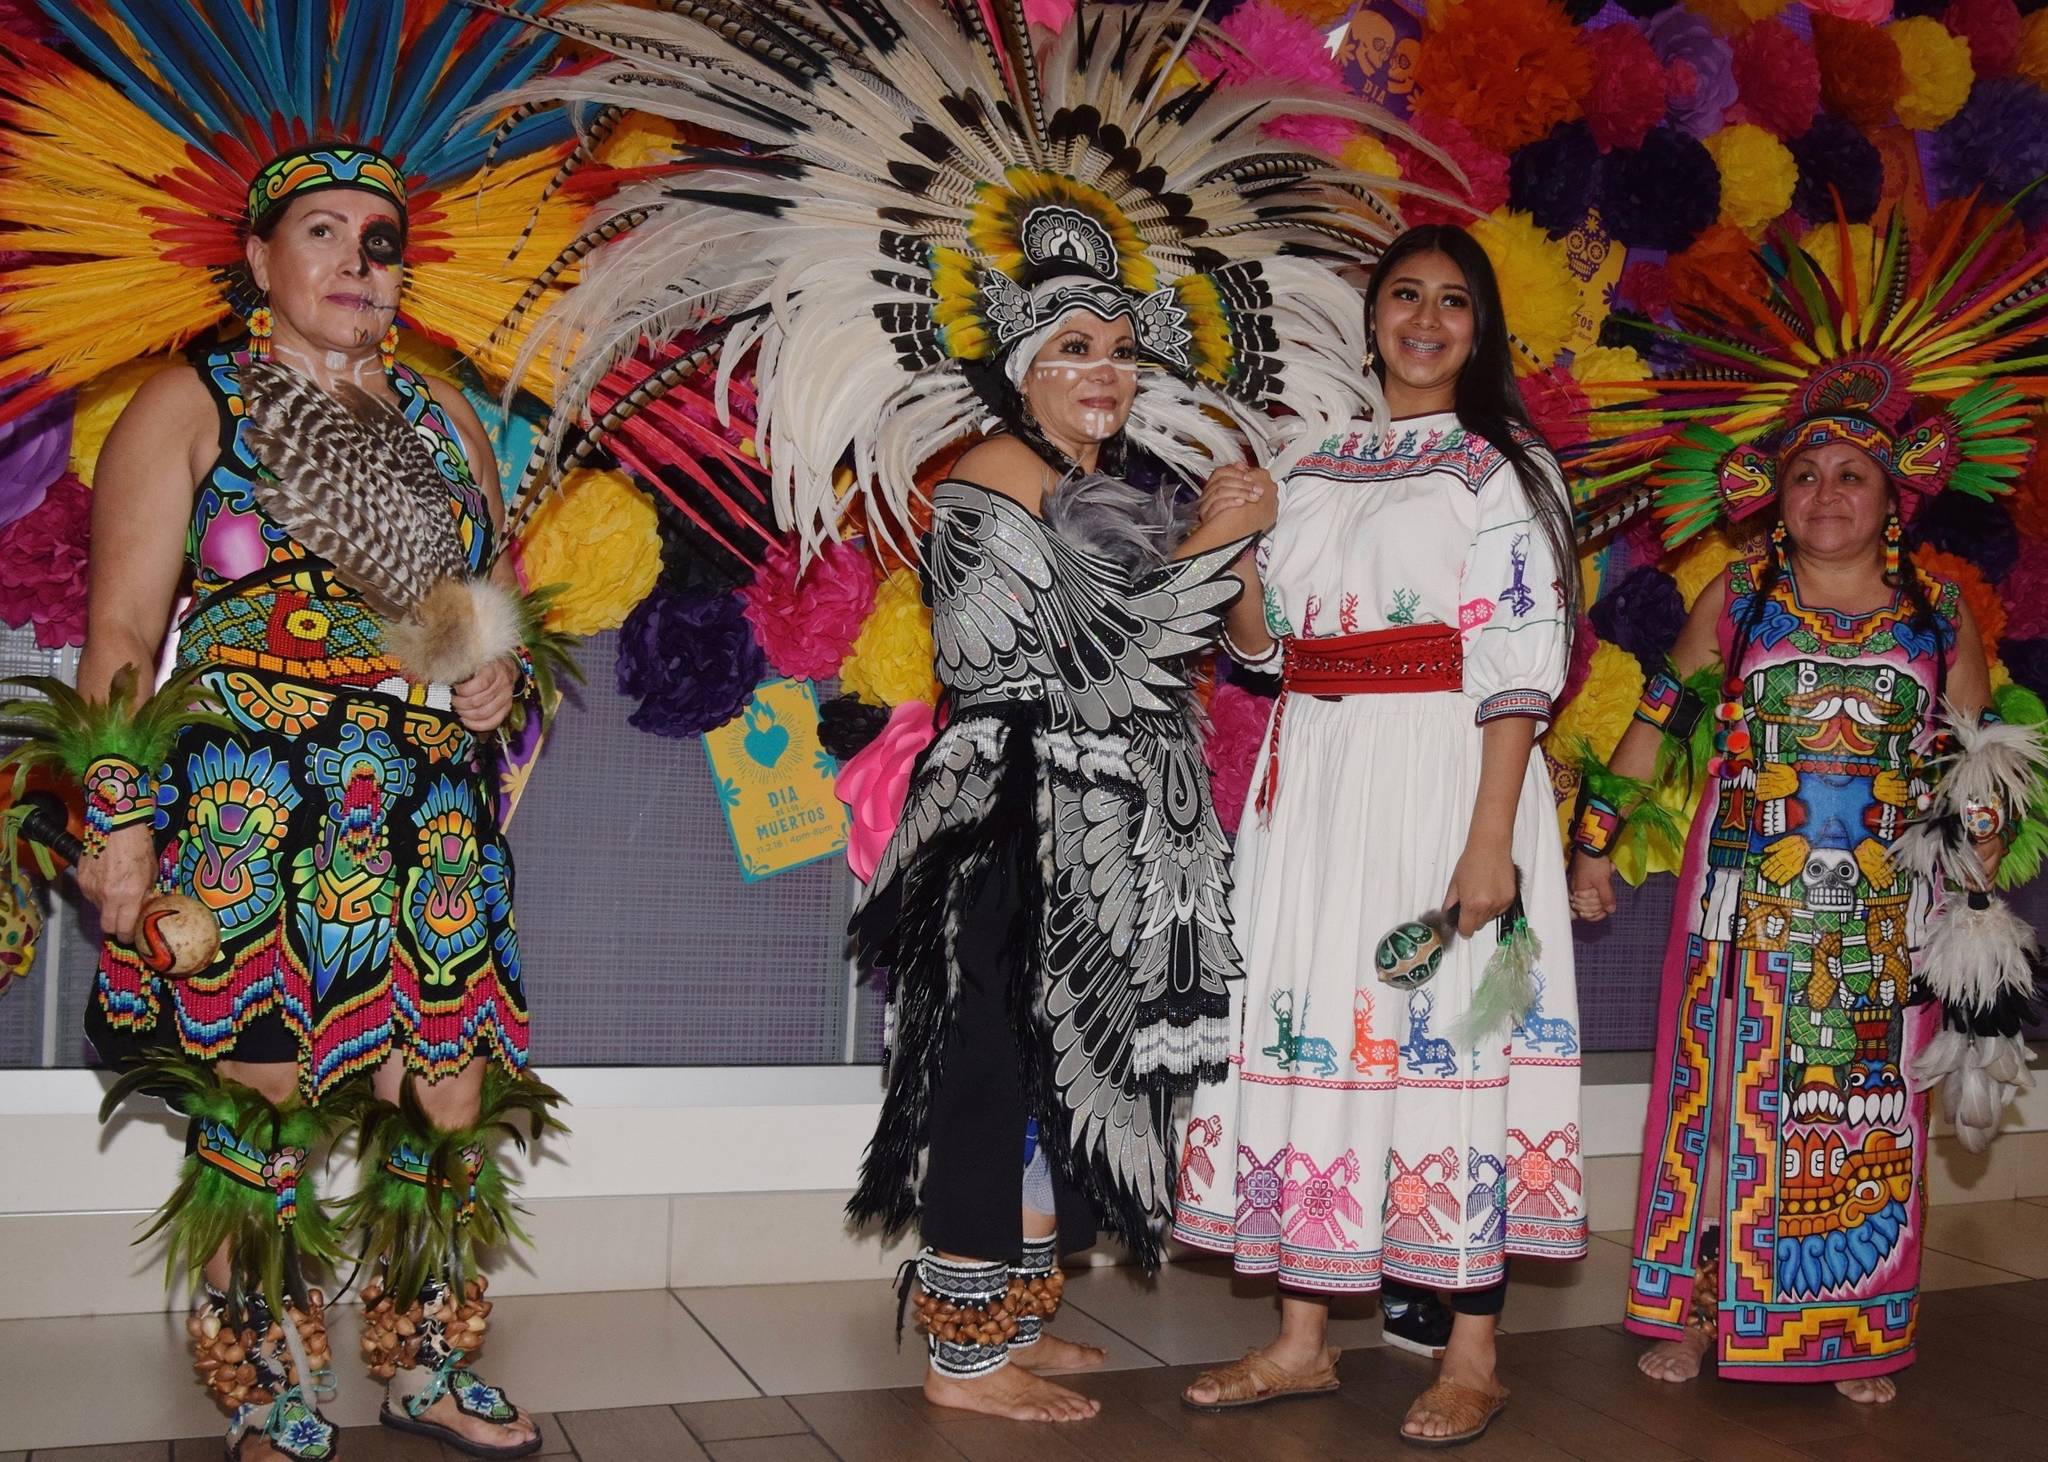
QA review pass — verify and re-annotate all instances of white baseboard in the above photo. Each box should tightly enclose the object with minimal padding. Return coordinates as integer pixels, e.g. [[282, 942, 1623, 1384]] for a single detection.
[[6, 1063, 2048, 1320]]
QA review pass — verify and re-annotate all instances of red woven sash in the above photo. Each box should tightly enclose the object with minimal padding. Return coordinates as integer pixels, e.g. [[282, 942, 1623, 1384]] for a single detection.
[[1254, 623, 1464, 820]]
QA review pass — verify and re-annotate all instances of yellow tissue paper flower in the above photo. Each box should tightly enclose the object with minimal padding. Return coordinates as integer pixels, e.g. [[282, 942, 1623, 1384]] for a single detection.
[[1471, 209, 1577, 375], [1888, 16, 1975, 131], [67, 359, 166, 486], [1671, 528, 1746, 610], [839, 567, 940, 707], [1798, 222, 1878, 309], [1703, 124, 1797, 238], [519, 469, 662, 636]]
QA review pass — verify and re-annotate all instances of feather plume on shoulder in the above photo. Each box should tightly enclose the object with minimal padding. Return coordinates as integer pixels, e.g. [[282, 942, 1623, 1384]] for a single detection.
[[239, 359, 515, 684]]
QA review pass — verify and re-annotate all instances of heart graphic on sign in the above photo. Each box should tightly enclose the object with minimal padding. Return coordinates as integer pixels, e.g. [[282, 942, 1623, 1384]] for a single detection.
[[743, 701, 791, 767]]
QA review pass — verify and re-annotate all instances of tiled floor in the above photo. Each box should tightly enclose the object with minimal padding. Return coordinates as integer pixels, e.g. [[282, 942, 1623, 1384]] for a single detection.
[[9, 1200, 2048, 1459]]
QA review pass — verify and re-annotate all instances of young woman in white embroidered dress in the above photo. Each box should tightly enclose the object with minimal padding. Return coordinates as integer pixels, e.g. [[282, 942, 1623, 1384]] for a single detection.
[[1172, 226, 1588, 1447]]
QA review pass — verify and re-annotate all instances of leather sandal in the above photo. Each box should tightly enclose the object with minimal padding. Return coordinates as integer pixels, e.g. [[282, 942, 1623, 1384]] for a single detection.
[[1181, 1346, 1341, 1411], [1399, 1378, 1508, 1449]]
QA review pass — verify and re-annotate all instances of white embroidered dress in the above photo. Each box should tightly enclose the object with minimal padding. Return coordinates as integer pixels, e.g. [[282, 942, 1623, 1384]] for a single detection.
[[1171, 412, 1588, 1293]]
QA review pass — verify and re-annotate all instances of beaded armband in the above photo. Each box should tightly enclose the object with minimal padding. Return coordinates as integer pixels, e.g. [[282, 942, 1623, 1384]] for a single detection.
[[1570, 783, 1624, 860], [1634, 669, 1708, 741], [81, 755, 155, 858]]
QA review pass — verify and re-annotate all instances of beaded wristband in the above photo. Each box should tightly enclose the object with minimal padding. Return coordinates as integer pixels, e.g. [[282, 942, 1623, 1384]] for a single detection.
[[1570, 785, 1624, 859], [81, 754, 154, 859], [1634, 669, 1707, 741]]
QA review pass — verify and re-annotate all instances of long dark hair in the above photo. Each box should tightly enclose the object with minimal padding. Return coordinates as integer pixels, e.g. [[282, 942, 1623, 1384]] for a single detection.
[[1364, 225, 1580, 658]]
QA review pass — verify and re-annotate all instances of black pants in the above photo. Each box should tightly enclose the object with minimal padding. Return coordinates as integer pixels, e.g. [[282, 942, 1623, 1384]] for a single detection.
[[1381, 1274, 1509, 1317], [917, 859, 1093, 1263]]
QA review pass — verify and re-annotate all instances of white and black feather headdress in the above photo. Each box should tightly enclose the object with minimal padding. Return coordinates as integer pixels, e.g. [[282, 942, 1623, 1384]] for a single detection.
[[475, 0, 1422, 561]]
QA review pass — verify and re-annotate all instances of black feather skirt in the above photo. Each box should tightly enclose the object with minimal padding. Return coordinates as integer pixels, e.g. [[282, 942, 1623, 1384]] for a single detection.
[[846, 701, 1173, 1270]]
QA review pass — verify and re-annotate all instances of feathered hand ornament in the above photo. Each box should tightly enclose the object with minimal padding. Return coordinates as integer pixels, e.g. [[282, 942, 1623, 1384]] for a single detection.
[[240, 360, 524, 687]]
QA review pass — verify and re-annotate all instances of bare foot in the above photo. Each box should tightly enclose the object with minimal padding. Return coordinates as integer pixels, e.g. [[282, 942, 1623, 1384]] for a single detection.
[[924, 1364, 1101, 1422], [1181, 1338, 1333, 1407], [1834, 1376, 1896, 1405], [1638, 1329, 1711, 1383], [1011, 1332, 1109, 1374]]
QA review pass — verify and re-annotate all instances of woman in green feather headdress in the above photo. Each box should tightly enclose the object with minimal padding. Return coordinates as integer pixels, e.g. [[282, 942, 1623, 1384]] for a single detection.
[[1566, 204, 2048, 1406]]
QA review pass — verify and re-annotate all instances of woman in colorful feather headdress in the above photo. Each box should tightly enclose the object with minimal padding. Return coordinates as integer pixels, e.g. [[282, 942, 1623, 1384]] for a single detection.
[[0, 5, 586, 1457], [473, 0, 1411, 1424], [1567, 200, 2048, 1403]]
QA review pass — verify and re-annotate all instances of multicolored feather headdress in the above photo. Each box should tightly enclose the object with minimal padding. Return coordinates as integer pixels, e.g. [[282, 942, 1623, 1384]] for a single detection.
[[0, 0, 589, 419], [1570, 199, 2048, 548], [474, 0, 1422, 562]]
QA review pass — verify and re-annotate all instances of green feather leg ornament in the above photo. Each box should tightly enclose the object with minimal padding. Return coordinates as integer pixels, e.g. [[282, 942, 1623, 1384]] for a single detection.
[[99, 1051, 355, 1314], [338, 1068, 566, 1306]]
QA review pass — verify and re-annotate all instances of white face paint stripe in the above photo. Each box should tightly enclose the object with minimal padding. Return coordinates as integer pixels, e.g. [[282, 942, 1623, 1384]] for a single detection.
[[1028, 358, 1139, 375]]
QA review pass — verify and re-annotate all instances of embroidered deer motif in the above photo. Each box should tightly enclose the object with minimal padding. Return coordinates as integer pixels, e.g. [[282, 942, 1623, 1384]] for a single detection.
[[1263, 990, 1339, 1077], [1500, 532, 1536, 618], [1515, 971, 1579, 1057], [1400, 991, 1457, 1077], [1387, 587, 1420, 626], [1351, 989, 1398, 1075]]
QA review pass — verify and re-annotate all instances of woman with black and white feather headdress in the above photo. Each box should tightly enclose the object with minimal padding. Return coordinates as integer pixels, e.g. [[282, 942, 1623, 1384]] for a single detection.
[[476, 0, 1418, 1423]]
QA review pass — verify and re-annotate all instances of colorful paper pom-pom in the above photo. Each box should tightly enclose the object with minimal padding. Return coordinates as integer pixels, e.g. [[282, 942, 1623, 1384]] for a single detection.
[[1597, 124, 1721, 252], [0, 472, 89, 648], [1932, 78, 2048, 227], [1888, 16, 1978, 129], [1646, 9, 1738, 137], [1579, 21, 1670, 152], [1268, 0, 1356, 24], [1688, 0, 1793, 27], [1915, 545, 2008, 652], [1198, 0, 1344, 90], [1569, 344, 1654, 405], [0, 387, 69, 534], [1810, 0, 1892, 21], [520, 469, 663, 637], [1203, 681, 1276, 837], [1946, 0, 2024, 74], [1590, 565, 1688, 676], [1670, 528, 1745, 609], [68, 359, 161, 487], [1730, 19, 1821, 139], [1508, 121, 1600, 236], [2020, 11, 2048, 87], [1391, 113, 1510, 228], [1788, 113, 1885, 225], [1703, 124, 1797, 238], [1411, 0, 1592, 152], [1811, 15, 1904, 130], [1471, 209, 1580, 373], [1614, 260, 1675, 320], [739, 536, 878, 683], [838, 567, 940, 708], [2000, 538, 2048, 641], [615, 586, 767, 740], [1547, 641, 1647, 765], [1915, 486, 2021, 585]]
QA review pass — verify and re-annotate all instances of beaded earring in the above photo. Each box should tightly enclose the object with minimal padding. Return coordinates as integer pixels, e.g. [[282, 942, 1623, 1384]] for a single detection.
[[379, 323, 399, 375], [246, 303, 273, 358], [1882, 511, 1902, 584]]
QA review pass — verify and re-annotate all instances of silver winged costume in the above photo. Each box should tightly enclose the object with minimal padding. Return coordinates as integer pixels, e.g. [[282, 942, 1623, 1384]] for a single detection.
[[848, 476, 1245, 1265]]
